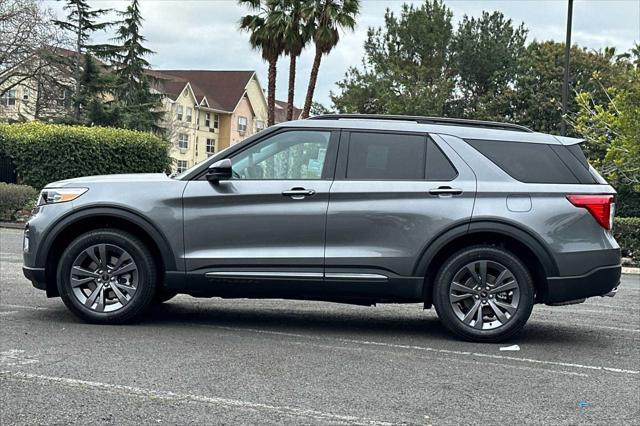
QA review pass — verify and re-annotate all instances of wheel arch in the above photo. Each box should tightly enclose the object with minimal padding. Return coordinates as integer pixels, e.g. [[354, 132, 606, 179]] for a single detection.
[[415, 220, 558, 307], [39, 207, 176, 297]]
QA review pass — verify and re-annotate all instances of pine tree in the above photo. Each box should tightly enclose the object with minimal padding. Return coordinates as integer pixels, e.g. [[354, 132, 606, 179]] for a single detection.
[[53, 0, 112, 121], [79, 54, 121, 126], [104, 0, 163, 132]]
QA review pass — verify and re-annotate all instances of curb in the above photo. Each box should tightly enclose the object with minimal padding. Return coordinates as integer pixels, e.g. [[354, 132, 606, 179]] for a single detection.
[[0, 222, 25, 229]]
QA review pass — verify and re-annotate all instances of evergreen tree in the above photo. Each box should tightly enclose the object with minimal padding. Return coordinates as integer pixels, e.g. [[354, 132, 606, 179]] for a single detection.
[[103, 0, 163, 132], [450, 11, 527, 120], [53, 0, 112, 121], [77, 54, 120, 126], [331, 0, 454, 116]]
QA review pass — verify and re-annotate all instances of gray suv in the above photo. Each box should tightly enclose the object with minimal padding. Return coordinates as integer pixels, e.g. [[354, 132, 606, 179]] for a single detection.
[[22, 114, 621, 342]]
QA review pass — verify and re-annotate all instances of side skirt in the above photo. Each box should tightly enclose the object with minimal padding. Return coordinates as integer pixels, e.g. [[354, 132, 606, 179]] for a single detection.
[[164, 270, 424, 304]]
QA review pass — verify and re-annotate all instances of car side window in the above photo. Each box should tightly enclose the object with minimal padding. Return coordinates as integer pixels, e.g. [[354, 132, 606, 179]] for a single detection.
[[231, 130, 330, 180], [346, 132, 426, 180], [426, 139, 458, 181]]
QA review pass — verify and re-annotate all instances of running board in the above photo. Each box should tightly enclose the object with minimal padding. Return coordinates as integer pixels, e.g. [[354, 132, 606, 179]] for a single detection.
[[205, 271, 388, 281]]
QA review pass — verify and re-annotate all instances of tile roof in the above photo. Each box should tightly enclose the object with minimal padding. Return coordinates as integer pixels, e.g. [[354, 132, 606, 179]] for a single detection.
[[274, 99, 303, 123], [150, 70, 256, 112]]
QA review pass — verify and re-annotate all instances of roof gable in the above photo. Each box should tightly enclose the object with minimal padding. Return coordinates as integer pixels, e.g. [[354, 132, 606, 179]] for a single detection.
[[152, 70, 255, 112]]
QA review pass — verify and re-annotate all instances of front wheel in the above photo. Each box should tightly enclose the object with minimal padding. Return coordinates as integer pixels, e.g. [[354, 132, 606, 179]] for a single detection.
[[56, 229, 158, 324], [433, 245, 534, 342]]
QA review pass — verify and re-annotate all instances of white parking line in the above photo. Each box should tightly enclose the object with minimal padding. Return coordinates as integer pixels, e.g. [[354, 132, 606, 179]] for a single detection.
[[202, 325, 640, 376], [0, 304, 51, 311], [0, 350, 38, 367], [0, 370, 397, 426], [537, 307, 632, 316], [286, 340, 589, 378], [530, 318, 640, 334]]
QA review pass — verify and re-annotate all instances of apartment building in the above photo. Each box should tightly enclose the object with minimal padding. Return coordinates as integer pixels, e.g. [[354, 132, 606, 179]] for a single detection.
[[151, 70, 268, 172]]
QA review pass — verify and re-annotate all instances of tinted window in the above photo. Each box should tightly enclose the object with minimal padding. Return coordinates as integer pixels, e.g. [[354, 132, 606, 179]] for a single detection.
[[232, 130, 330, 180], [427, 139, 458, 180], [347, 132, 426, 180], [466, 139, 580, 184], [550, 144, 596, 184]]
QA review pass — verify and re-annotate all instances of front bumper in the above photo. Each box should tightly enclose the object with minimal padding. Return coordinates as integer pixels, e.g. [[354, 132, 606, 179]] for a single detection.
[[545, 264, 621, 304]]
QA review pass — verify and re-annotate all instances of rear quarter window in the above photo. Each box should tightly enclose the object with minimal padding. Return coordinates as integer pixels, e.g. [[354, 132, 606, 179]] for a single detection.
[[466, 139, 595, 184]]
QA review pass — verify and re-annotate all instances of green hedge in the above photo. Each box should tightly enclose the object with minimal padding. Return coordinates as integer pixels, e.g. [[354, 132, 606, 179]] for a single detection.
[[0, 183, 38, 221], [615, 217, 640, 265], [0, 122, 171, 189]]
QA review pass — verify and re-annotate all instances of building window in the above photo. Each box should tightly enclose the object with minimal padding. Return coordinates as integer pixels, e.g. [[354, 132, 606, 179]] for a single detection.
[[178, 133, 189, 149], [206, 138, 215, 155], [53, 89, 68, 107], [213, 114, 219, 129], [186, 107, 192, 123], [1, 89, 17, 107], [176, 160, 188, 173], [205, 112, 211, 128], [255, 119, 265, 132], [176, 105, 184, 121], [238, 116, 247, 133]]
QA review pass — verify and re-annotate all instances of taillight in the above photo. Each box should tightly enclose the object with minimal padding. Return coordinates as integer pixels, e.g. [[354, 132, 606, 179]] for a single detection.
[[566, 195, 615, 230]]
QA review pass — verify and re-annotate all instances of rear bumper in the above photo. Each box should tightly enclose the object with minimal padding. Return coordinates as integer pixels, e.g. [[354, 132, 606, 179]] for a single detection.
[[545, 264, 621, 304], [23, 266, 47, 291]]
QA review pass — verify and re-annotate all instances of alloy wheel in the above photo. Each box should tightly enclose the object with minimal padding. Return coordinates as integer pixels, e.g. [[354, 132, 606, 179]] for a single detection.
[[69, 243, 139, 312], [449, 260, 520, 330]]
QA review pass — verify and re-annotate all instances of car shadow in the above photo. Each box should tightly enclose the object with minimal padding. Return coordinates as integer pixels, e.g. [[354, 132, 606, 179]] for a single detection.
[[27, 298, 613, 348], [138, 299, 603, 348]]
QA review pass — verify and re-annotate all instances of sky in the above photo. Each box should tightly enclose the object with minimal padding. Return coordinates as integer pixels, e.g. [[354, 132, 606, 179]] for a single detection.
[[44, 0, 640, 108]]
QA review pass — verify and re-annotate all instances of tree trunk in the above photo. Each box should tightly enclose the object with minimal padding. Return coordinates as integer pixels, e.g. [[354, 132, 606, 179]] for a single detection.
[[286, 54, 296, 121], [73, 3, 82, 121], [302, 47, 322, 119], [267, 58, 277, 126]]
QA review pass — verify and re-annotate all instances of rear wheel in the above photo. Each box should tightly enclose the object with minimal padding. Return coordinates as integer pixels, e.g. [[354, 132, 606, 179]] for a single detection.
[[433, 245, 534, 342], [56, 229, 157, 324]]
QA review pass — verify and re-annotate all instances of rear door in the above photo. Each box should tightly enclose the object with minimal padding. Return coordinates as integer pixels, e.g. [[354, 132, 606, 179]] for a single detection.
[[325, 130, 476, 279]]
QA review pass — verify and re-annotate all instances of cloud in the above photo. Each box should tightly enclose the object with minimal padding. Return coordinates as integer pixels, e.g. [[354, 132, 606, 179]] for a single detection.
[[45, 0, 639, 107]]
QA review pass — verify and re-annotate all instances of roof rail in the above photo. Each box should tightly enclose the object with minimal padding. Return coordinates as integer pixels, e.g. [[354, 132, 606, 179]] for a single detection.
[[307, 114, 534, 133]]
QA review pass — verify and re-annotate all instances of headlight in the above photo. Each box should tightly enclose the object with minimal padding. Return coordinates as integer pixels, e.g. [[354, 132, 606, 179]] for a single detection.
[[38, 188, 88, 205]]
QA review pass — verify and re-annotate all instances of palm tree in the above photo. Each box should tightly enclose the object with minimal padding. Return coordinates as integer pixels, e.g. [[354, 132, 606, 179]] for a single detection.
[[239, 0, 286, 126], [275, 0, 312, 121], [302, 0, 359, 118]]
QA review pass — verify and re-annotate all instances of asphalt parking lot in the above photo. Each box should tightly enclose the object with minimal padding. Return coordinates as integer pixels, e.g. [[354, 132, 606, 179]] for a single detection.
[[1, 227, 639, 425]]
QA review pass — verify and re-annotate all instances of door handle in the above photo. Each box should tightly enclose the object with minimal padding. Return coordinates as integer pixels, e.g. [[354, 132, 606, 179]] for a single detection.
[[282, 188, 316, 199], [429, 186, 463, 196]]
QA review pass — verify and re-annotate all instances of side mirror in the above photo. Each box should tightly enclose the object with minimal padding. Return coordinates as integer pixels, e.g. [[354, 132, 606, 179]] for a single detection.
[[206, 158, 233, 182]]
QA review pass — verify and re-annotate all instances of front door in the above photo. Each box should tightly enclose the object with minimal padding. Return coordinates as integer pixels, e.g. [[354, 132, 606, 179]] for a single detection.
[[182, 129, 338, 286]]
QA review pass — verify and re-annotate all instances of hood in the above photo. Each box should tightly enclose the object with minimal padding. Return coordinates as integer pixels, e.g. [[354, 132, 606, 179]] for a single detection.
[[45, 173, 170, 188]]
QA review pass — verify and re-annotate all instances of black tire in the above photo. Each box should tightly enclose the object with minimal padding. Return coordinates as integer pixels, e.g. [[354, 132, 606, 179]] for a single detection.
[[153, 288, 178, 304], [56, 229, 157, 324], [433, 245, 534, 343]]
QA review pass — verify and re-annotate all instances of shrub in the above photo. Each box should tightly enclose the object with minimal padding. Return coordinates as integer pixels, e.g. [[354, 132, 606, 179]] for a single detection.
[[0, 183, 38, 222], [615, 217, 640, 265], [616, 187, 640, 217], [0, 122, 171, 189]]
